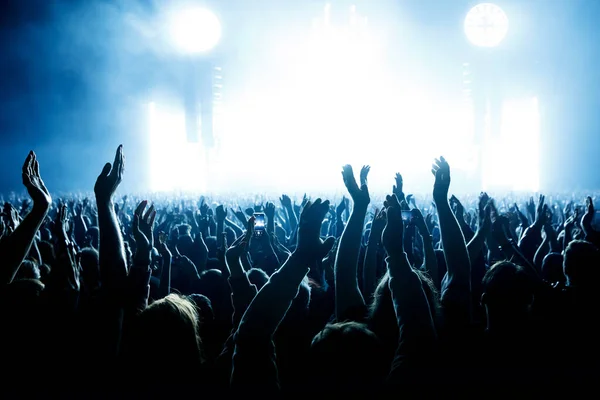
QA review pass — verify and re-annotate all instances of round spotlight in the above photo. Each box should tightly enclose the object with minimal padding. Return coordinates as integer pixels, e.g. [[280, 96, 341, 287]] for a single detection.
[[464, 3, 509, 47], [170, 8, 221, 54]]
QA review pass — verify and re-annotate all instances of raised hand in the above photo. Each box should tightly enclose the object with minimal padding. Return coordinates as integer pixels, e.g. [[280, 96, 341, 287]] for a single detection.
[[526, 197, 536, 222], [450, 195, 465, 219], [411, 208, 429, 235], [371, 208, 387, 237], [341, 165, 370, 208], [279, 194, 292, 209], [264, 202, 276, 220], [492, 215, 511, 246], [581, 196, 595, 234], [382, 194, 404, 258], [22, 151, 52, 210], [54, 203, 70, 243], [431, 156, 451, 202], [3, 203, 21, 233], [393, 172, 404, 200], [94, 145, 124, 204], [132, 200, 156, 263], [478, 200, 492, 235], [199, 199, 210, 216], [295, 199, 335, 262], [231, 207, 248, 225], [215, 205, 227, 222], [534, 194, 547, 228], [336, 196, 347, 215]]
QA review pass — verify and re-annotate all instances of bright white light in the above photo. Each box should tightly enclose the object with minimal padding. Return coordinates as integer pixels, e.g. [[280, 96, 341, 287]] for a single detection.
[[464, 3, 509, 47], [148, 102, 206, 192], [482, 97, 540, 192], [169, 8, 221, 53]]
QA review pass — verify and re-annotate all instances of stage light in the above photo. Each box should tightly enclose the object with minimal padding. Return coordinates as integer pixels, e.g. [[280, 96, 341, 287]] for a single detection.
[[169, 7, 221, 54], [464, 3, 509, 47]]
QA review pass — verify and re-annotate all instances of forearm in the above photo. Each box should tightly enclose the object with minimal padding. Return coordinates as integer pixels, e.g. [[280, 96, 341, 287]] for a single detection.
[[334, 207, 367, 320], [74, 215, 87, 248], [97, 201, 128, 288], [225, 219, 244, 237], [335, 215, 344, 238], [127, 260, 152, 314], [467, 230, 486, 265], [217, 220, 225, 249], [0, 205, 48, 284], [435, 201, 470, 285], [362, 242, 379, 301], [267, 214, 275, 234], [387, 252, 437, 359], [284, 205, 297, 233], [157, 254, 171, 299], [421, 236, 438, 286], [236, 253, 308, 339], [518, 225, 542, 264], [533, 239, 549, 271]]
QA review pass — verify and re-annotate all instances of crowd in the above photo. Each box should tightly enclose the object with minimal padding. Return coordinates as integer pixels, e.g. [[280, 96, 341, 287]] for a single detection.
[[1, 145, 599, 396]]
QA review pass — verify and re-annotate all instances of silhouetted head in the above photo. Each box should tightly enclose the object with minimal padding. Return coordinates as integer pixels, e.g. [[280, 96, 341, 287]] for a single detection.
[[247, 268, 269, 290], [309, 322, 387, 391], [563, 240, 600, 288], [15, 260, 40, 281], [79, 247, 100, 291], [482, 261, 535, 327], [131, 294, 203, 376], [37, 240, 55, 266], [85, 226, 99, 249], [541, 252, 565, 285]]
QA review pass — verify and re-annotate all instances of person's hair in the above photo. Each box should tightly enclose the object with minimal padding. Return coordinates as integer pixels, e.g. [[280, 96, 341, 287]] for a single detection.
[[79, 247, 100, 290], [247, 268, 269, 290], [15, 260, 40, 281], [368, 270, 440, 364], [37, 240, 55, 266], [563, 240, 600, 288], [130, 293, 204, 373], [309, 321, 387, 390], [38, 263, 51, 284], [541, 252, 565, 285], [482, 261, 534, 309]]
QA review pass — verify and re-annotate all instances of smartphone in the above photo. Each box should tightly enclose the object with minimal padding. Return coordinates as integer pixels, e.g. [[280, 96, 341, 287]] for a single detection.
[[254, 212, 266, 236], [401, 210, 412, 222]]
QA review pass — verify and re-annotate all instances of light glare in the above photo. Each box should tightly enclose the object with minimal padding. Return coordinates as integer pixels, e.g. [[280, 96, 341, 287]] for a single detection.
[[464, 3, 509, 47], [170, 8, 221, 54]]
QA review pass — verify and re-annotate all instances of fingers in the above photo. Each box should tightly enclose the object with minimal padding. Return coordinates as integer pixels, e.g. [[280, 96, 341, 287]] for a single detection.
[[360, 165, 370, 187], [132, 213, 141, 236], [22, 151, 33, 176], [135, 200, 147, 218]]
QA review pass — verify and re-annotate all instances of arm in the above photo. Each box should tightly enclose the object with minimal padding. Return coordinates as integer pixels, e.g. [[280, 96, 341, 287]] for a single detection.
[[215, 205, 227, 251], [518, 195, 547, 264], [334, 165, 370, 321], [279, 195, 298, 234], [231, 199, 334, 390], [265, 202, 276, 234], [431, 157, 471, 301], [156, 239, 172, 299], [94, 146, 128, 291], [362, 209, 385, 301], [466, 193, 492, 263], [225, 218, 244, 237], [93, 146, 127, 358], [382, 195, 437, 383], [0, 152, 52, 285], [412, 208, 439, 286], [128, 200, 156, 314]]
